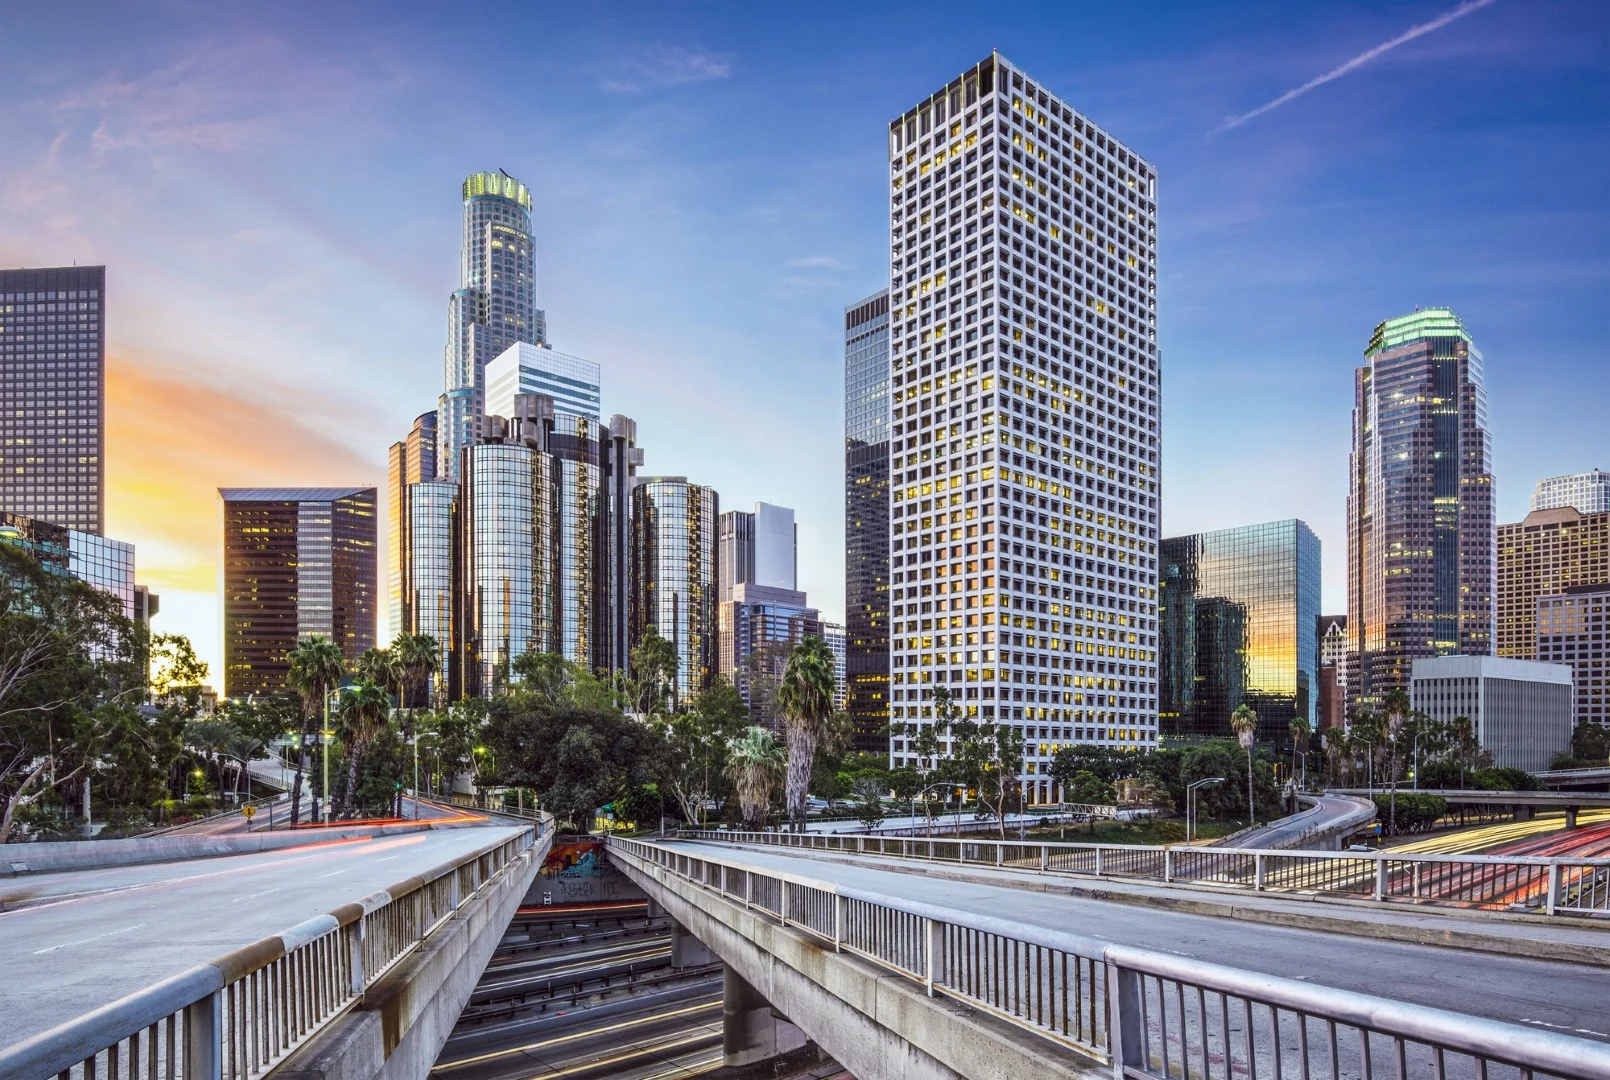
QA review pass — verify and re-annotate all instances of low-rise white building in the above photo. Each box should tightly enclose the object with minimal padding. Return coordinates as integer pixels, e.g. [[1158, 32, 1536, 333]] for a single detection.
[[1410, 656, 1573, 774]]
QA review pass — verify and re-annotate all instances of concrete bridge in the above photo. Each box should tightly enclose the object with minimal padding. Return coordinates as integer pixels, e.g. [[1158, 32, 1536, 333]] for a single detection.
[[1332, 787, 1610, 829]]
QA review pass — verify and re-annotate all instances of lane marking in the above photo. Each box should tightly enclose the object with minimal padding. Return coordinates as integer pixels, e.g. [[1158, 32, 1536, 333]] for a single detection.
[[322, 869, 350, 878], [1521, 1018, 1610, 1039], [232, 887, 281, 903], [34, 923, 143, 955], [376, 855, 402, 862]]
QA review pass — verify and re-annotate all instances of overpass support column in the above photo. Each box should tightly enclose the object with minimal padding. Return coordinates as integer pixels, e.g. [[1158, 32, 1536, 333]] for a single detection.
[[723, 964, 807, 1068], [1512, 804, 1535, 822], [671, 917, 716, 968], [1565, 806, 1579, 830]]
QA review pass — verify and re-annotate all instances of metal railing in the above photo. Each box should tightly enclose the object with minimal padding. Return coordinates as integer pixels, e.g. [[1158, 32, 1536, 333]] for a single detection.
[[678, 829, 1610, 918], [609, 836, 1610, 1080], [0, 820, 547, 1080]]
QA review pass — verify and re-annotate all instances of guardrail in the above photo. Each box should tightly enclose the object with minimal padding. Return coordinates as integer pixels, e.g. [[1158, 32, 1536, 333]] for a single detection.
[[679, 829, 1610, 918], [136, 793, 287, 838], [609, 836, 1610, 1080], [0, 820, 546, 1080]]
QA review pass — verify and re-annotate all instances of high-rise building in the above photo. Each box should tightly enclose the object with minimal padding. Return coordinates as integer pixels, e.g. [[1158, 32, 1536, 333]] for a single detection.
[[823, 621, 848, 710], [846, 288, 892, 752], [885, 54, 1161, 803], [0, 511, 135, 621], [1316, 614, 1347, 732], [603, 415, 644, 675], [719, 583, 823, 731], [0, 266, 106, 535], [1532, 470, 1610, 514], [719, 503, 797, 602], [485, 343, 601, 422], [406, 478, 457, 705], [387, 411, 437, 640], [1537, 583, 1610, 729], [630, 477, 719, 706], [219, 487, 377, 699], [1347, 308, 1494, 708], [1157, 521, 1321, 742], [438, 171, 545, 483], [1496, 507, 1610, 660], [1411, 656, 1572, 773]]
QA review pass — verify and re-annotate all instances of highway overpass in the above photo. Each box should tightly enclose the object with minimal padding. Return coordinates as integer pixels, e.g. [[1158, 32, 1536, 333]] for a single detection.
[[1332, 787, 1610, 828]]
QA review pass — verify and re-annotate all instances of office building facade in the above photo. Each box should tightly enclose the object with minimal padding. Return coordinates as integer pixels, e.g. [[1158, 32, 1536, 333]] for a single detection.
[[719, 503, 797, 602], [1347, 308, 1495, 708], [823, 621, 848, 710], [846, 288, 892, 751], [439, 171, 546, 483], [485, 343, 601, 422], [885, 54, 1161, 803], [387, 411, 437, 640], [630, 477, 719, 705], [1411, 656, 1572, 773], [0, 511, 136, 621], [0, 266, 106, 535], [1496, 507, 1610, 661], [719, 583, 823, 731], [1537, 583, 1610, 729], [1532, 470, 1610, 514], [219, 487, 377, 699], [1157, 520, 1321, 742], [1316, 614, 1347, 731]]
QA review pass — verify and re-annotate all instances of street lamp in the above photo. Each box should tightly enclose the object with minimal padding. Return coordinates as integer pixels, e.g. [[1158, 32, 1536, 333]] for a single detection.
[[1186, 777, 1225, 844]]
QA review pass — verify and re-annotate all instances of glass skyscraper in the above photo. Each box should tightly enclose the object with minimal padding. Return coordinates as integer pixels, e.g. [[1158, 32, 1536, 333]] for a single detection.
[[631, 477, 719, 705], [845, 289, 891, 752], [219, 487, 377, 699], [0, 266, 106, 535], [1347, 308, 1494, 707], [485, 343, 602, 422], [0, 511, 135, 621], [1158, 520, 1321, 742], [1532, 470, 1610, 514], [387, 410, 436, 640], [886, 54, 1161, 803]]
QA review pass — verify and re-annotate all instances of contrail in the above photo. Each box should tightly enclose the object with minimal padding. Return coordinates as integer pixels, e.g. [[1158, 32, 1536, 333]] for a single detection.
[[1213, 0, 1497, 134]]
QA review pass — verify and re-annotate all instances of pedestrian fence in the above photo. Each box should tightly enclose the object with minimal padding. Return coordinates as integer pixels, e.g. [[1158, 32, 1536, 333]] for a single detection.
[[609, 835, 1610, 1080], [0, 819, 546, 1080], [680, 828, 1610, 918]]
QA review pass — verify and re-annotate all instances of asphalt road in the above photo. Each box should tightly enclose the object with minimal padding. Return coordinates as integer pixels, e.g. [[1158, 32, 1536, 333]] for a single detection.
[[0, 824, 527, 1048], [167, 794, 474, 836], [1215, 793, 1373, 850], [677, 841, 1610, 1045]]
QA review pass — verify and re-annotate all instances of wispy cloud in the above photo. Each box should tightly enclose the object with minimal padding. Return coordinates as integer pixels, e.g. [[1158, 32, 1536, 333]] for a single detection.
[[1212, 0, 1497, 134], [785, 255, 846, 270], [603, 44, 734, 92]]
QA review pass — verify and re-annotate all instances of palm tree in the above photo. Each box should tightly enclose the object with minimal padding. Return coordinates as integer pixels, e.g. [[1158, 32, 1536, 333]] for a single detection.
[[335, 680, 392, 816], [1288, 714, 1312, 799], [287, 635, 346, 825], [391, 634, 439, 810], [726, 726, 785, 831], [1230, 704, 1259, 826], [1382, 687, 1411, 836], [776, 636, 836, 832], [226, 730, 267, 805]]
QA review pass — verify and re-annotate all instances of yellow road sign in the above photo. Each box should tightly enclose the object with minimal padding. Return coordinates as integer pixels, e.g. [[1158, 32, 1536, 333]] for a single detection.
[[242, 804, 257, 820]]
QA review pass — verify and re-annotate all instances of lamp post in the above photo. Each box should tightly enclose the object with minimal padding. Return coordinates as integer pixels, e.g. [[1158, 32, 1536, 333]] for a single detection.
[[322, 687, 340, 824], [1186, 777, 1225, 844]]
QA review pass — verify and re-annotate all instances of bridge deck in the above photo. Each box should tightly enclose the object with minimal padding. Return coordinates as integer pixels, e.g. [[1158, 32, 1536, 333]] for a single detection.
[[669, 840, 1610, 1046], [0, 825, 528, 1048]]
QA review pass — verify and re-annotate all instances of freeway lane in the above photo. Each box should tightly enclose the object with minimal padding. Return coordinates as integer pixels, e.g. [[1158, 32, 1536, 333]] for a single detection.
[[674, 841, 1610, 1044], [0, 825, 527, 1048]]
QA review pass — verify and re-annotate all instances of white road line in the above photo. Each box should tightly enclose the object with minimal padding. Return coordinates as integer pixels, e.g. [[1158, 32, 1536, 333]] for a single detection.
[[34, 924, 143, 955], [376, 855, 402, 862], [232, 887, 281, 903], [322, 869, 350, 877]]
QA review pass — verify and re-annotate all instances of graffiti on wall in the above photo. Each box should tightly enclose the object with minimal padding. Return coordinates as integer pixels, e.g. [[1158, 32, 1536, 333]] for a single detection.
[[542, 841, 604, 880], [532, 839, 646, 904]]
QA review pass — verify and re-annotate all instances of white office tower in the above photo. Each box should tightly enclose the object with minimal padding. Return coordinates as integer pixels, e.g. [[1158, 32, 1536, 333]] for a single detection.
[[1532, 470, 1610, 514], [438, 171, 546, 482], [485, 343, 602, 422], [886, 54, 1161, 803]]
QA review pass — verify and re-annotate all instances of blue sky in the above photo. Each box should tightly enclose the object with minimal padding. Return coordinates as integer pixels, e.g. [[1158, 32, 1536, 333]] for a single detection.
[[1, 1, 1606, 684]]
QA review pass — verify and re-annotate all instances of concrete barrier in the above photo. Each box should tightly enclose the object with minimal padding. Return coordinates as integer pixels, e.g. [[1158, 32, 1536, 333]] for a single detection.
[[0, 823, 434, 878]]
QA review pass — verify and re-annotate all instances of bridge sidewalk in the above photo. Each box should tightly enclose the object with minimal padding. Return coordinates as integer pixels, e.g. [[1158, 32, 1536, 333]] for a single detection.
[[691, 841, 1610, 970]]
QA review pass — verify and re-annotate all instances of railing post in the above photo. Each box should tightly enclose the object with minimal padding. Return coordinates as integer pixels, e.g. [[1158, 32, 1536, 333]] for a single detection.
[[996, 844, 1003, 867], [1106, 960, 1145, 1072], [1164, 848, 1174, 883], [1374, 856, 1387, 902], [780, 881, 790, 925], [925, 917, 944, 996], [1254, 853, 1266, 891], [744, 871, 753, 910], [1040, 845, 1049, 872], [1547, 863, 1561, 916], [350, 918, 367, 994], [182, 990, 222, 1080], [834, 894, 845, 952], [1095, 847, 1104, 877]]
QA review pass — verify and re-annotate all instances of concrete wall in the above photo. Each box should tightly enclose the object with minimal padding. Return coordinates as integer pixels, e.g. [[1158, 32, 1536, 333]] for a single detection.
[[274, 832, 550, 1080], [524, 837, 647, 906], [0, 823, 434, 877], [609, 849, 1106, 1080]]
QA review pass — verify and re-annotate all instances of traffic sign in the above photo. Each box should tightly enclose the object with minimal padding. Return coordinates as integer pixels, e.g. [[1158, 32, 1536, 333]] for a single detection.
[[242, 804, 257, 820]]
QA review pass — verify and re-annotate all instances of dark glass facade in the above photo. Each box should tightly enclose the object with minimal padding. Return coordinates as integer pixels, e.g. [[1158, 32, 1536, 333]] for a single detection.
[[719, 584, 823, 732], [631, 477, 719, 705], [844, 288, 890, 752], [219, 487, 377, 699], [0, 266, 105, 535], [0, 511, 135, 620], [1159, 519, 1320, 742], [388, 410, 437, 641]]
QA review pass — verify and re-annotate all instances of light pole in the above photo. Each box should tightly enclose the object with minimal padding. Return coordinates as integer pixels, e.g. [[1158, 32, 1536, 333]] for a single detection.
[[1186, 777, 1225, 844], [322, 687, 340, 824]]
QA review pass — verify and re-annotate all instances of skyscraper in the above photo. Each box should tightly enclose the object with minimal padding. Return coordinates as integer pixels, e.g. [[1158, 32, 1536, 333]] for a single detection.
[[439, 171, 545, 483], [823, 621, 848, 710], [1157, 520, 1321, 741], [630, 477, 719, 705], [719, 503, 797, 601], [886, 54, 1161, 802], [1537, 583, 1610, 729], [387, 411, 437, 640], [845, 288, 891, 752], [1532, 470, 1610, 514], [1496, 506, 1610, 660], [1347, 308, 1495, 707], [0, 266, 106, 535], [0, 511, 136, 621], [719, 583, 822, 731], [219, 487, 377, 698], [485, 343, 601, 422]]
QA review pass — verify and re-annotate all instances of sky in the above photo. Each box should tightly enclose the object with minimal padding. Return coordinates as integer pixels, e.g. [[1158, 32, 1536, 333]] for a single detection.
[[1, 1, 1606, 689]]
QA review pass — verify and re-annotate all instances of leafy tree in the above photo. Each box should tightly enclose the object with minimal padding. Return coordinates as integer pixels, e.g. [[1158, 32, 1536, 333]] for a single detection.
[[1571, 722, 1609, 764], [726, 725, 784, 831], [615, 783, 664, 831], [510, 651, 576, 707], [659, 675, 747, 826], [887, 765, 921, 804], [286, 635, 345, 824], [777, 636, 836, 831], [742, 639, 793, 729], [851, 770, 888, 830], [1066, 769, 1117, 805], [148, 633, 209, 714], [626, 632, 678, 715]]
